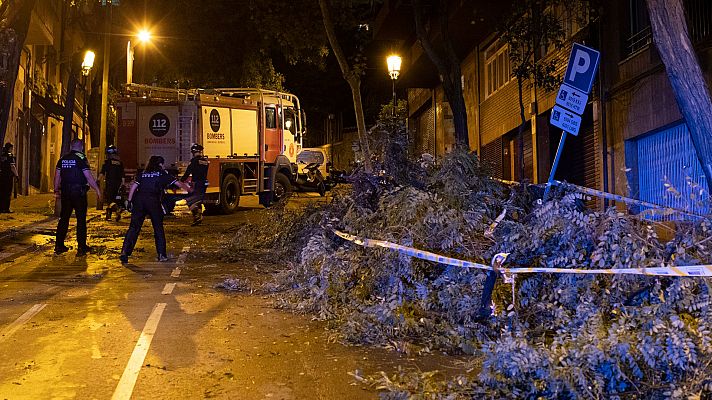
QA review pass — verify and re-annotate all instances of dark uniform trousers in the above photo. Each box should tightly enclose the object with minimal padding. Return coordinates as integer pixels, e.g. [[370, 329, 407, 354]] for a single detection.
[[105, 180, 123, 206], [0, 175, 13, 212], [121, 194, 167, 257], [56, 186, 88, 248], [185, 181, 207, 208]]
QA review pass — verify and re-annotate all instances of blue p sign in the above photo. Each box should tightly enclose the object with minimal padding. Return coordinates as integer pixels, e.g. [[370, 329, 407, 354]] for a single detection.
[[563, 43, 600, 94]]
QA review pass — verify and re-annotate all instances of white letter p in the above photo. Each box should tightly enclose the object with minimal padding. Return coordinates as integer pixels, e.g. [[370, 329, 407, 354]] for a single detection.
[[568, 50, 591, 82]]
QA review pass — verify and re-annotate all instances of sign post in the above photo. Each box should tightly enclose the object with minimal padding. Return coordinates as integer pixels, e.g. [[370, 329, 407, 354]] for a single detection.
[[544, 43, 600, 200]]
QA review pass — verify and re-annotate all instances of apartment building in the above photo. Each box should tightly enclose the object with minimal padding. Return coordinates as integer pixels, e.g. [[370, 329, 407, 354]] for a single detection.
[[3, 0, 93, 194], [374, 0, 712, 213]]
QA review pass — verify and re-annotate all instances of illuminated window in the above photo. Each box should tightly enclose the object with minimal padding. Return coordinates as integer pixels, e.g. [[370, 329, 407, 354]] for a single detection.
[[484, 42, 512, 98]]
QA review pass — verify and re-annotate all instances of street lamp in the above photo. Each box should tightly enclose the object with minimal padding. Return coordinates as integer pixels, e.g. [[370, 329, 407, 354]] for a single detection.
[[127, 29, 151, 84], [387, 54, 401, 117], [81, 50, 95, 137]]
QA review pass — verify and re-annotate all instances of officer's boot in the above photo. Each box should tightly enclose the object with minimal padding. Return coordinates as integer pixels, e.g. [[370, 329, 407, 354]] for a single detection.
[[190, 205, 203, 226], [105, 205, 113, 221]]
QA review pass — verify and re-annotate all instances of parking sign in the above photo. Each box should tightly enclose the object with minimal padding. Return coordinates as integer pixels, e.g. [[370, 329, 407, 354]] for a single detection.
[[563, 43, 600, 94], [550, 105, 582, 136], [555, 83, 588, 115]]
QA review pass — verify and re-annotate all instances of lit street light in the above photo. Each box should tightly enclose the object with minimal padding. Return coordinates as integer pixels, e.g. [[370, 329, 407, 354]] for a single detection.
[[387, 55, 401, 118], [127, 29, 152, 84], [81, 50, 95, 137]]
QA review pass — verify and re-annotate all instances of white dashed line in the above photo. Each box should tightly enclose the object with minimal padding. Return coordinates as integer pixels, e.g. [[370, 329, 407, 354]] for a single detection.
[[176, 246, 190, 264], [111, 303, 167, 400], [171, 246, 190, 278], [0, 304, 47, 343], [161, 283, 176, 295]]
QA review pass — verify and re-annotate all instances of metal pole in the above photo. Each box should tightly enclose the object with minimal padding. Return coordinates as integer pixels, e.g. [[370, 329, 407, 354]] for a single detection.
[[98, 5, 111, 210], [82, 75, 87, 136], [392, 79, 396, 118], [544, 131, 568, 200]]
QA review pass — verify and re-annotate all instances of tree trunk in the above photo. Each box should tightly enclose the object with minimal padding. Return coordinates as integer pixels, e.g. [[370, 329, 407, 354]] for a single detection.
[[61, 65, 78, 155], [318, 0, 373, 173], [646, 0, 712, 190], [413, 0, 469, 149], [0, 0, 38, 145]]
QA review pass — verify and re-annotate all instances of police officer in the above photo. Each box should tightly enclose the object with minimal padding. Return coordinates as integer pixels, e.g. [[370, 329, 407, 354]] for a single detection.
[[182, 143, 209, 226], [0, 143, 19, 213], [54, 139, 102, 256], [119, 155, 191, 264], [99, 145, 125, 221]]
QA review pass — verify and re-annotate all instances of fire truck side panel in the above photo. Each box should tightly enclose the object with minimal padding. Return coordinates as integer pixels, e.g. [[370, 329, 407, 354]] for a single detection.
[[206, 160, 222, 194], [137, 105, 180, 169], [200, 106, 232, 158], [116, 101, 138, 170], [231, 109, 259, 156]]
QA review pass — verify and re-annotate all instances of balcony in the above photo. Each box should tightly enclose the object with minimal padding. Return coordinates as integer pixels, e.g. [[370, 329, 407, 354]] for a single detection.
[[25, 1, 57, 46]]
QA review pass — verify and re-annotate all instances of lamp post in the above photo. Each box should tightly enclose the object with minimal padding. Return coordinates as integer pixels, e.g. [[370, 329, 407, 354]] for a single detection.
[[127, 29, 151, 84], [81, 50, 95, 137], [387, 55, 401, 118]]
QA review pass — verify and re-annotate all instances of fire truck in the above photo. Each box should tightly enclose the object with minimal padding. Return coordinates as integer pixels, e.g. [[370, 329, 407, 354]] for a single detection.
[[115, 84, 305, 212]]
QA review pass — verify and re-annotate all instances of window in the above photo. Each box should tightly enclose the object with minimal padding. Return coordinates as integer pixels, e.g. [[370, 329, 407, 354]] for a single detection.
[[625, 0, 652, 56], [283, 107, 297, 136], [265, 107, 276, 129], [484, 42, 512, 98]]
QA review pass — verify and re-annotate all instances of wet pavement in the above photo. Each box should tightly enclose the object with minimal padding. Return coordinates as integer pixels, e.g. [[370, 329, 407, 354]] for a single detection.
[[0, 193, 450, 399]]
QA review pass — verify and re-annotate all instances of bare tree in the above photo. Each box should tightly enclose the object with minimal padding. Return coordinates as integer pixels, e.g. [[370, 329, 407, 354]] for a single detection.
[[318, 0, 373, 173], [412, 0, 468, 148]]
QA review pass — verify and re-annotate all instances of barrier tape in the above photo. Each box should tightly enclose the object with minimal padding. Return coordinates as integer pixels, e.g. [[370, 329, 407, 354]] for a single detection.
[[549, 180, 709, 220], [496, 178, 708, 220], [333, 230, 712, 277]]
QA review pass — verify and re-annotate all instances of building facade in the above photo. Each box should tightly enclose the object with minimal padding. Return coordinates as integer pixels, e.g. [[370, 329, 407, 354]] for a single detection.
[[375, 0, 712, 214], [3, 0, 93, 194]]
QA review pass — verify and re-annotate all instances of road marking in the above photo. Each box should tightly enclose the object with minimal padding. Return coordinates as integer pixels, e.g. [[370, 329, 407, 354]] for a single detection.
[[171, 246, 189, 278], [0, 304, 47, 343], [176, 246, 190, 264], [112, 303, 167, 400], [161, 283, 176, 295]]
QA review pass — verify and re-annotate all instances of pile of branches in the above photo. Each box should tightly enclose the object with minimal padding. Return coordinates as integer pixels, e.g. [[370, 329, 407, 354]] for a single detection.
[[235, 123, 712, 398]]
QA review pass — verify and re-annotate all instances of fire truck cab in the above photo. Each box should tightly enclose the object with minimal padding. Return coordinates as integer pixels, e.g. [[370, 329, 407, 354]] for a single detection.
[[116, 84, 305, 212]]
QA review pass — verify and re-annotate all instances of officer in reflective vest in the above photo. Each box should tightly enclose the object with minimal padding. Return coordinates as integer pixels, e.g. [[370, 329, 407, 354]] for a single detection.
[[0, 143, 19, 213], [119, 155, 191, 264], [54, 139, 102, 256], [99, 145, 125, 221], [182, 143, 209, 226]]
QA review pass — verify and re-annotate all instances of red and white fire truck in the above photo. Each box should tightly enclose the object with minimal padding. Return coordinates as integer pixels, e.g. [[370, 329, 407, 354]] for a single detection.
[[115, 84, 305, 212]]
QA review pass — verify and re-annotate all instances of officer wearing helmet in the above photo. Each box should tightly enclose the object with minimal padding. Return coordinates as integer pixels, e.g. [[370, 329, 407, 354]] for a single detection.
[[119, 155, 191, 264], [99, 145, 124, 221], [182, 143, 209, 226]]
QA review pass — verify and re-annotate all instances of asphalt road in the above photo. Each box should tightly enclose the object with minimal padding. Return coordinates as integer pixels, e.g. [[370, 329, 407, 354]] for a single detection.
[[0, 194, 434, 400]]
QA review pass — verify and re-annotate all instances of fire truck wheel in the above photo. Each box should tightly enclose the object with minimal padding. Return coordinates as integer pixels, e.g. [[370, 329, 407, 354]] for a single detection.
[[273, 172, 292, 203], [220, 173, 241, 214]]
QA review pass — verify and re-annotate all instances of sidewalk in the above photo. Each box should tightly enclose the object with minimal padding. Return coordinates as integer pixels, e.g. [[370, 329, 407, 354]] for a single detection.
[[0, 193, 103, 234]]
